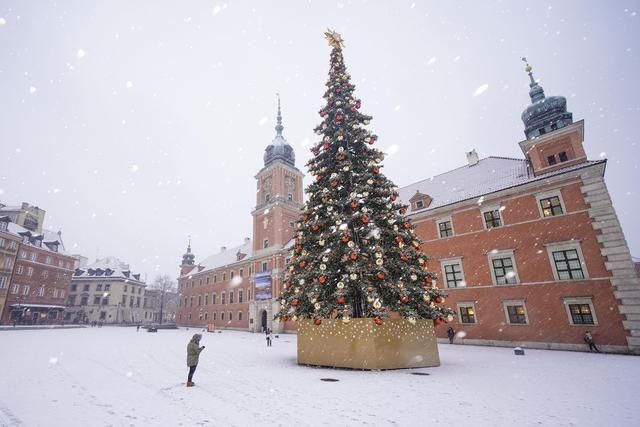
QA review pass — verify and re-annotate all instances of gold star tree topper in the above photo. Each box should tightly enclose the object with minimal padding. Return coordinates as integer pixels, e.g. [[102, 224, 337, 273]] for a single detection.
[[324, 29, 345, 49]]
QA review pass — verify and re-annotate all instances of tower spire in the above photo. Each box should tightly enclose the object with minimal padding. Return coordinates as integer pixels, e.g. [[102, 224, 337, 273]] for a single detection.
[[275, 93, 284, 137], [521, 57, 545, 103]]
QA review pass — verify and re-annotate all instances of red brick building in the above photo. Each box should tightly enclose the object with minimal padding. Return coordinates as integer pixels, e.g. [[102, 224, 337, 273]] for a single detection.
[[177, 98, 302, 332], [178, 67, 639, 353], [399, 64, 639, 353], [0, 219, 75, 325]]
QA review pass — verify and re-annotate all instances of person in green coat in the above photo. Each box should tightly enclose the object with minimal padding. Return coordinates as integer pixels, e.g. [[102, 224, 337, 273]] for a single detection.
[[186, 334, 205, 387]]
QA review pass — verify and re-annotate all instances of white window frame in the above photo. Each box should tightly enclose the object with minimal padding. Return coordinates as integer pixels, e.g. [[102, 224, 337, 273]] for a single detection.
[[502, 299, 529, 325], [481, 205, 504, 230], [22, 285, 30, 295], [4, 257, 13, 269], [27, 267, 33, 276], [440, 257, 465, 289], [456, 301, 477, 324], [0, 276, 6, 289], [535, 189, 567, 218], [545, 241, 589, 281], [37, 286, 45, 297], [16, 265, 24, 275], [11, 284, 19, 294], [30, 252, 37, 261], [9, 241, 17, 250], [20, 251, 27, 259], [436, 216, 454, 239], [487, 249, 520, 286], [415, 200, 424, 209], [563, 297, 598, 326]]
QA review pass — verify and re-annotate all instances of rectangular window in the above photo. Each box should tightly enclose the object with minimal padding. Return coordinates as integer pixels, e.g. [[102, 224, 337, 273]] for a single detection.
[[27, 267, 33, 276], [60, 290, 65, 298], [229, 291, 234, 304], [223, 273, 227, 281], [213, 312, 217, 321], [102, 297, 109, 306], [16, 265, 23, 274], [240, 268, 244, 277], [438, 220, 453, 238], [122, 295, 126, 305], [552, 249, 585, 280], [96, 284, 102, 291], [214, 275, 217, 283], [483, 210, 502, 228], [0, 276, 6, 289], [568, 304, 594, 325], [94, 296, 101, 305], [492, 257, 517, 285], [83, 284, 90, 292], [49, 311, 58, 320], [104, 284, 110, 291], [30, 253, 37, 261], [4, 258, 13, 269], [459, 306, 476, 324], [416, 200, 424, 209], [230, 271, 235, 279], [198, 295, 202, 306], [212, 293, 217, 305], [263, 239, 269, 249], [540, 196, 563, 217], [67, 295, 76, 306], [547, 155, 557, 165], [222, 292, 226, 305], [204, 312, 208, 321], [238, 311, 243, 321], [9, 241, 17, 250], [505, 304, 528, 324], [443, 262, 463, 288], [20, 251, 27, 259], [81, 296, 89, 305], [288, 193, 293, 201], [229, 312, 233, 321], [205, 294, 209, 306], [221, 312, 225, 321], [262, 262, 268, 272], [559, 151, 568, 162], [249, 266, 253, 275], [46, 256, 52, 264], [38, 287, 45, 296], [100, 311, 106, 320], [11, 284, 19, 294], [22, 285, 29, 295], [124, 285, 128, 292], [239, 290, 243, 303]]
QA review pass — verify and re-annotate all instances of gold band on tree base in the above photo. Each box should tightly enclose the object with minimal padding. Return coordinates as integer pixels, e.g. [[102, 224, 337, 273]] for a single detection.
[[297, 318, 441, 370]]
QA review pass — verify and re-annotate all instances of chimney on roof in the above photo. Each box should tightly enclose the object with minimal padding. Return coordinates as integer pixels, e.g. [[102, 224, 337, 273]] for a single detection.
[[466, 149, 479, 166], [221, 246, 227, 252]]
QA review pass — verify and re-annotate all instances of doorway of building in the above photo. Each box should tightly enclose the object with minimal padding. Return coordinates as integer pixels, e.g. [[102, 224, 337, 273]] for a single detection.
[[261, 310, 267, 332]]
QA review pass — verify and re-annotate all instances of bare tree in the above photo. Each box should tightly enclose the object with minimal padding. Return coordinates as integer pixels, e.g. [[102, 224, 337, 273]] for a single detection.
[[150, 275, 176, 324]]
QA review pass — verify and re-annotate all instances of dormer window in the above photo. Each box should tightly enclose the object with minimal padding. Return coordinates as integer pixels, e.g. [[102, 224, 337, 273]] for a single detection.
[[409, 191, 432, 212], [547, 155, 557, 166], [559, 151, 568, 162], [416, 200, 424, 209]]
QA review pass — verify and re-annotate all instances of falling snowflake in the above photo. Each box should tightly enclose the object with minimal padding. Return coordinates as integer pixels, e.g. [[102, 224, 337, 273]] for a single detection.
[[126, 371, 133, 378], [212, 5, 221, 15], [385, 145, 399, 156], [230, 276, 243, 286], [427, 57, 436, 65], [126, 81, 133, 89], [0, 18, 6, 26], [258, 116, 268, 126], [76, 49, 85, 59], [130, 164, 139, 173], [49, 357, 58, 365], [599, 152, 606, 157], [29, 86, 37, 94], [394, 105, 401, 111], [473, 84, 489, 97]]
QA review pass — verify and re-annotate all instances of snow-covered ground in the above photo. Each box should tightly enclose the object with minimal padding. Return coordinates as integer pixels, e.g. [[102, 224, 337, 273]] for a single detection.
[[0, 328, 637, 427]]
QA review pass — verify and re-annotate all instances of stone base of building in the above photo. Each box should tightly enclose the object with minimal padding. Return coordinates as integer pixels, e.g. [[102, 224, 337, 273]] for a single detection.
[[297, 318, 440, 370], [438, 338, 636, 355]]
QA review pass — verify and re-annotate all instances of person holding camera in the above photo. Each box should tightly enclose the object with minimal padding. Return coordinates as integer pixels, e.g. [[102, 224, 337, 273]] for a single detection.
[[186, 334, 205, 387]]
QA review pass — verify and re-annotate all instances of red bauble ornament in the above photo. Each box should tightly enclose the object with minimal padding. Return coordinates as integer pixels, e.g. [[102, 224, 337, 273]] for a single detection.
[[336, 296, 345, 304], [404, 223, 411, 229], [376, 272, 385, 280], [299, 261, 306, 267], [395, 236, 403, 244], [323, 143, 329, 150], [350, 252, 358, 260], [338, 154, 345, 161], [401, 255, 408, 262], [316, 175, 322, 182], [374, 317, 383, 326], [341, 235, 349, 243], [312, 225, 319, 232], [434, 318, 444, 325], [435, 296, 443, 304], [362, 216, 369, 224], [314, 319, 322, 325], [283, 315, 289, 321], [372, 167, 380, 174], [331, 181, 338, 187], [350, 201, 358, 209], [400, 296, 409, 304], [389, 194, 397, 201], [291, 299, 299, 307], [319, 276, 326, 283], [336, 114, 344, 121]]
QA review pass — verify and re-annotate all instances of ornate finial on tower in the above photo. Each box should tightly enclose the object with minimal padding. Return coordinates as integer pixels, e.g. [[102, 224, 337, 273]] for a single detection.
[[182, 236, 195, 266], [324, 29, 345, 49], [522, 57, 535, 85], [275, 93, 284, 136]]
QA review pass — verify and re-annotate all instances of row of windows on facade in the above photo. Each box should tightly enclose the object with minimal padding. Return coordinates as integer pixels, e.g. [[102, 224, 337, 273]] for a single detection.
[[428, 192, 565, 239], [180, 288, 251, 307], [6, 262, 68, 280], [14, 246, 71, 268], [441, 243, 586, 288], [70, 283, 142, 294], [67, 294, 143, 308], [2, 282, 66, 298], [181, 262, 269, 289], [457, 297, 597, 327], [180, 310, 246, 322], [0, 237, 18, 250]]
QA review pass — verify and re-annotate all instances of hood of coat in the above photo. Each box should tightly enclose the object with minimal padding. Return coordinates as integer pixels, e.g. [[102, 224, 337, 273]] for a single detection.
[[191, 334, 202, 343]]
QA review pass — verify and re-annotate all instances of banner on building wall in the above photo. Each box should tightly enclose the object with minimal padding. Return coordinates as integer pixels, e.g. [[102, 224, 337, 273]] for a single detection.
[[255, 271, 272, 301]]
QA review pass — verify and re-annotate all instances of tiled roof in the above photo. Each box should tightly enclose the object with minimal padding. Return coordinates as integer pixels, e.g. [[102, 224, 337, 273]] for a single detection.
[[398, 157, 606, 214], [6, 222, 70, 255], [182, 240, 253, 278], [73, 257, 145, 283]]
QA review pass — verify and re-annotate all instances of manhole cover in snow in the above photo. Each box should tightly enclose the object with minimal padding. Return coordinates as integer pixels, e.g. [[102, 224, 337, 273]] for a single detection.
[[410, 372, 430, 376], [320, 378, 340, 382]]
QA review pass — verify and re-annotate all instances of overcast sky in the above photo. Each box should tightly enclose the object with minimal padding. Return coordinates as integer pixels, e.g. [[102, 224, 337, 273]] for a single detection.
[[1, 1, 638, 282]]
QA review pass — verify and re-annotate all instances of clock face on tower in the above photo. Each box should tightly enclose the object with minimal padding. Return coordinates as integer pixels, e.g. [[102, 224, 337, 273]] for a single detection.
[[262, 177, 273, 192]]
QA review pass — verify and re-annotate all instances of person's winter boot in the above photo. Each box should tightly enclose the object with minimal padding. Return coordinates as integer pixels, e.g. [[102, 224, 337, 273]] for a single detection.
[[186, 381, 195, 387]]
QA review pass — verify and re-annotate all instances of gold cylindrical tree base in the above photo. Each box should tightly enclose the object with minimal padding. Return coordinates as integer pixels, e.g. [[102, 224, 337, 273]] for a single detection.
[[297, 318, 440, 370]]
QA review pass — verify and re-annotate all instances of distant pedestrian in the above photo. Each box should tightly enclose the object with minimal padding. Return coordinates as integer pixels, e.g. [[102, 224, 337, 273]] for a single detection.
[[186, 334, 205, 387], [136, 324, 140, 332], [266, 330, 273, 347], [584, 331, 600, 353], [447, 327, 455, 344]]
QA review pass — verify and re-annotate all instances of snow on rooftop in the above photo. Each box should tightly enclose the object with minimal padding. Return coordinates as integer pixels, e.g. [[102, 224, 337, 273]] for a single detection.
[[182, 239, 253, 278], [0, 328, 636, 426], [398, 156, 606, 213]]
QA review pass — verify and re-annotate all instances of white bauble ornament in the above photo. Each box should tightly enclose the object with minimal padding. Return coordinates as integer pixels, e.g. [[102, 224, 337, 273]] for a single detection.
[[327, 206, 333, 212], [367, 296, 374, 302], [319, 240, 325, 246], [446, 314, 454, 322], [314, 303, 321, 310], [350, 273, 358, 280], [338, 146, 344, 152], [337, 281, 345, 289], [299, 279, 305, 285], [294, 287, 300, 294], [341, 316, 351, 324], [343, 166, 349, 171], [423, 294, 431, 302], [320, 264, 326, 271], [362, 207, 368, 213], [363, 192, 369, 197], [375, 252, 382, 258], [376, 259, 383, 266], [280, 299, 286, 305], [322, 256, 329, 262], [367, 179, 373, 185], [408, 317, 416, 325], [373, 298, 382, 309], [337, 135, 344, 141], [347, 241, 355, 248], [410, 274, 417, 281]]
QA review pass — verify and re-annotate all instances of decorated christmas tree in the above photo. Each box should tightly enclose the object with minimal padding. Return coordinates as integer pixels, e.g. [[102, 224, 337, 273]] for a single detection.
[[276, 31, 454, 327]]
